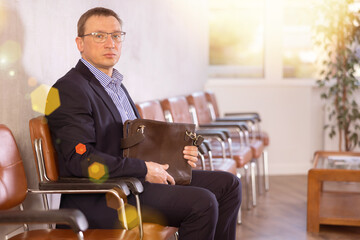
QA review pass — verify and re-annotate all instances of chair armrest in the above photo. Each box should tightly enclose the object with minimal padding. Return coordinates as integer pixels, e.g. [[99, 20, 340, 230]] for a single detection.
[[0, 209, 88, 233], [38, 178, 130, 196], [199, 122, 248, 132], [197, 143, 206, 155], [202, 140, 212, 152], [196, 129, 228, 141], [216, 116, 257, 123], [120, 177, 144, 195], [31, 178, 131, 229], [224, 112, 261, 121], [196, 140, 212, 155]]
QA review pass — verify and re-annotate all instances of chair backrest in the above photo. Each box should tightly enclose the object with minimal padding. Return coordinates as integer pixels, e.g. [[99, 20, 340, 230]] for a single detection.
[[29, 116, 59, 182], [160, 96, 193, 124], [136, 100, 166, 121], [205, 91, 220, 119], [186, 92, 213, 124], [0, 124, 28, 210]]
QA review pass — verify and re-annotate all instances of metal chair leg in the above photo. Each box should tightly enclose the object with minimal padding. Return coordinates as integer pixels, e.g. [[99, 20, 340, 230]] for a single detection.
[[256, 157, 263, 195], [263, 150, 270, 191], [250, 161, 257, 207], [236, 168, 242, 224], [243, 164, 252, 210]]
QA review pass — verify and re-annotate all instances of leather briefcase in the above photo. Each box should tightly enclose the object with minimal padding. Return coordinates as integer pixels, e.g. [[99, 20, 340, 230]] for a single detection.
[[121, 119, 203, 185]]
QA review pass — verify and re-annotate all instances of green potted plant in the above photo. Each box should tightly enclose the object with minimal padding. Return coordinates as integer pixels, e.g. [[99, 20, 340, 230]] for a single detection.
[[314, 0, 360, 151]]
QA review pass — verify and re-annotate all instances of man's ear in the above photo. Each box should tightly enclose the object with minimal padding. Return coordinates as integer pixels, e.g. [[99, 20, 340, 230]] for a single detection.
[[75, 37, 84, 53]]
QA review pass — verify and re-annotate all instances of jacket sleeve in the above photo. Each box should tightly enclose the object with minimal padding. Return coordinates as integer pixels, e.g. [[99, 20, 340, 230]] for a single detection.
[[46, 77, 147, 180]]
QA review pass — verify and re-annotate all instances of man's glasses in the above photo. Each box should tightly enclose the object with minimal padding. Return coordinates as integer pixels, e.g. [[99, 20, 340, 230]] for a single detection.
[[80, 31, 126, 43]]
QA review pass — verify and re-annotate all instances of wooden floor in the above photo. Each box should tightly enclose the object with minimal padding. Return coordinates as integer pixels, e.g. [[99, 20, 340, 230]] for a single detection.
[[236, 175, 360, 240]]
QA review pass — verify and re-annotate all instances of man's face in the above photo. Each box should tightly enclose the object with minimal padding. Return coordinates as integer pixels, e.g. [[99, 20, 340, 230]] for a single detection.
[[76, 15, 122, 76]]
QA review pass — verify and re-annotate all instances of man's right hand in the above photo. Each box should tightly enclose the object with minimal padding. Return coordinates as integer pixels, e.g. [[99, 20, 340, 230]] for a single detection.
[[145, 161, 175, 185]]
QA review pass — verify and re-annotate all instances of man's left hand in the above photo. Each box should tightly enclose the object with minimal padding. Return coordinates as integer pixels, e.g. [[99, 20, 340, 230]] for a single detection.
[[183, 146, 198, 168]]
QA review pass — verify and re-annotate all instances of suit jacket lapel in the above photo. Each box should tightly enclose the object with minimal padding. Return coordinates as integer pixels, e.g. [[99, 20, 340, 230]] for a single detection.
[[75, 61, 123, 122]]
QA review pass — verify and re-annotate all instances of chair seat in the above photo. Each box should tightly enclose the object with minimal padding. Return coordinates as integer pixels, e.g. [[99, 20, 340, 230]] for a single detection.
[[10, 223, 178, 240], [250, 140, 264, 159], [229, 131, 269, 148], [250, 131, 269, 146], [228, 136, 264, 159], [209, 143, 253, 168], [196, 158, 237, 175]]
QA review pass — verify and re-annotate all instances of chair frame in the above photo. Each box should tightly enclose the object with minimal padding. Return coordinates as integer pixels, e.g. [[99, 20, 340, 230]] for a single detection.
[[205, 91, 270, 192], [28, 117, 148, 239]]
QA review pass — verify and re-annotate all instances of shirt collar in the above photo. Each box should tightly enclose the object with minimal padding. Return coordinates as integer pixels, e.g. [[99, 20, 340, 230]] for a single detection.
[[81, 58, 123, 87]]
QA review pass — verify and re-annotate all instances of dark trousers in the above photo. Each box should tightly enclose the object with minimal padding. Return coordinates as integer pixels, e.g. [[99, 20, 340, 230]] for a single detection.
[[128, 170, 242, 240], [59, 170, 241, 240]]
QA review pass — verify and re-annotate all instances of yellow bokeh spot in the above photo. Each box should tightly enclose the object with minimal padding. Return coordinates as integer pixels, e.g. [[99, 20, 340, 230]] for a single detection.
[[45, 87, 60, 115], [91, 164, 99, 173], [0, 40, 21, 68], [30, 84, 60, 115], [31, 84, 50, 114], [118, 204, 139, 229], [88, 162, 107, 180]]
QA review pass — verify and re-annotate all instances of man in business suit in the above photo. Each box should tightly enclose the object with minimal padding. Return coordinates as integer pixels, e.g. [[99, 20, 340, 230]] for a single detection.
[[46, 7, 241, 240]]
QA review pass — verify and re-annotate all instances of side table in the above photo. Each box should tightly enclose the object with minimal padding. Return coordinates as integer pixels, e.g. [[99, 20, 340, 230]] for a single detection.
[[307, 151, 360, 233]]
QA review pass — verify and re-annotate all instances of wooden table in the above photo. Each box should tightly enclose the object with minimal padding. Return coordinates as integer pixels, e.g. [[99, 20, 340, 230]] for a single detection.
[[307, 151, 360, 233]]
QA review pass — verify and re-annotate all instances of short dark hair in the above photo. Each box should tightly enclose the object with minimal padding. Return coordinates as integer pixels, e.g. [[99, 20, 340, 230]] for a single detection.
[[77, 7, 123, 37]]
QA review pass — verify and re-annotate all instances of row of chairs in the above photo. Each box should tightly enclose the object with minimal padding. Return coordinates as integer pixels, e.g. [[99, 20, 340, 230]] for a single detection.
[[0, 123, 177, 239], [0, 90, 270, 239], [135, 91, 270, 221]]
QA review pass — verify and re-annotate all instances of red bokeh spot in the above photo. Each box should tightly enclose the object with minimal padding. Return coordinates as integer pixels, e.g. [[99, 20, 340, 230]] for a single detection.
[[75, 143, 86, 155]]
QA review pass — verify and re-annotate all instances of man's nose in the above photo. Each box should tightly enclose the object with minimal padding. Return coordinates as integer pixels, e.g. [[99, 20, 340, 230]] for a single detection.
[[104, 34, 115, 48]]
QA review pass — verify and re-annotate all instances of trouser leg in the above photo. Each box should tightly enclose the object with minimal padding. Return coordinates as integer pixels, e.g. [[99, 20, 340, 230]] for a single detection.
[[128, 170, 241, 240], [190, 170, 242, 240], [128, 179, 218, 240]]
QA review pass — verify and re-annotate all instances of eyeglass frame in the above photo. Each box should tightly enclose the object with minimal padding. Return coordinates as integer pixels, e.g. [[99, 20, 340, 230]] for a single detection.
[[80, 31, 126, 43]]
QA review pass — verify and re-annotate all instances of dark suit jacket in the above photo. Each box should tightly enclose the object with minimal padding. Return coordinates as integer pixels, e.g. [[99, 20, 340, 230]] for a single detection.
[[47, 60, 147, 228]]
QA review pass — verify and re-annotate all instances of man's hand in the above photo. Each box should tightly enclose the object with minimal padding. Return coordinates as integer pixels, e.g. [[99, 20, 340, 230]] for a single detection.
[[145, 161, 175, 185], [183, 146, 198, 168]]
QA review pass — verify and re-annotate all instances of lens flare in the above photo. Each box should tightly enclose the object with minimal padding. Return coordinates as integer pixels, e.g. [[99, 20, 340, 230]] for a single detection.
[[88, 161, 109, 183], [0, 41, 22, 68], [28, 77, 37, 87], [30, 85, 60, 115], [75, 143, 86, 155]]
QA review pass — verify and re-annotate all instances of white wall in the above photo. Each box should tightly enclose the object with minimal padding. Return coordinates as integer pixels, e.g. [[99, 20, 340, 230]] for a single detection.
[[205, 79, 325, 175], [0, 0, 208, 238]]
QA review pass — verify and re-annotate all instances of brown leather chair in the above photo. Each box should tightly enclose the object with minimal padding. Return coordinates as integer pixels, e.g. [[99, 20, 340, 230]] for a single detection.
[[205, 90, 270, 192], [28, 117, 178, 240], [159, 96, 249, 224], [135, 100, 237, 175], [184, 92, 260, 207], [0, 124, 126, 239]]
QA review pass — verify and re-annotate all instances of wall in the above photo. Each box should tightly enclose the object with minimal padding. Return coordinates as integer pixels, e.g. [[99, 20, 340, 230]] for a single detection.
[[205, 79, 325, 175], [0, 0, 208, 238]]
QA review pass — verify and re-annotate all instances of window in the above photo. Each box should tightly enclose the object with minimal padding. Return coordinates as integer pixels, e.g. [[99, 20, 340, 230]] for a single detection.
[[283, 0, 316, 78], [209, 0, 316, 79], [209, 0, 265, 78]]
